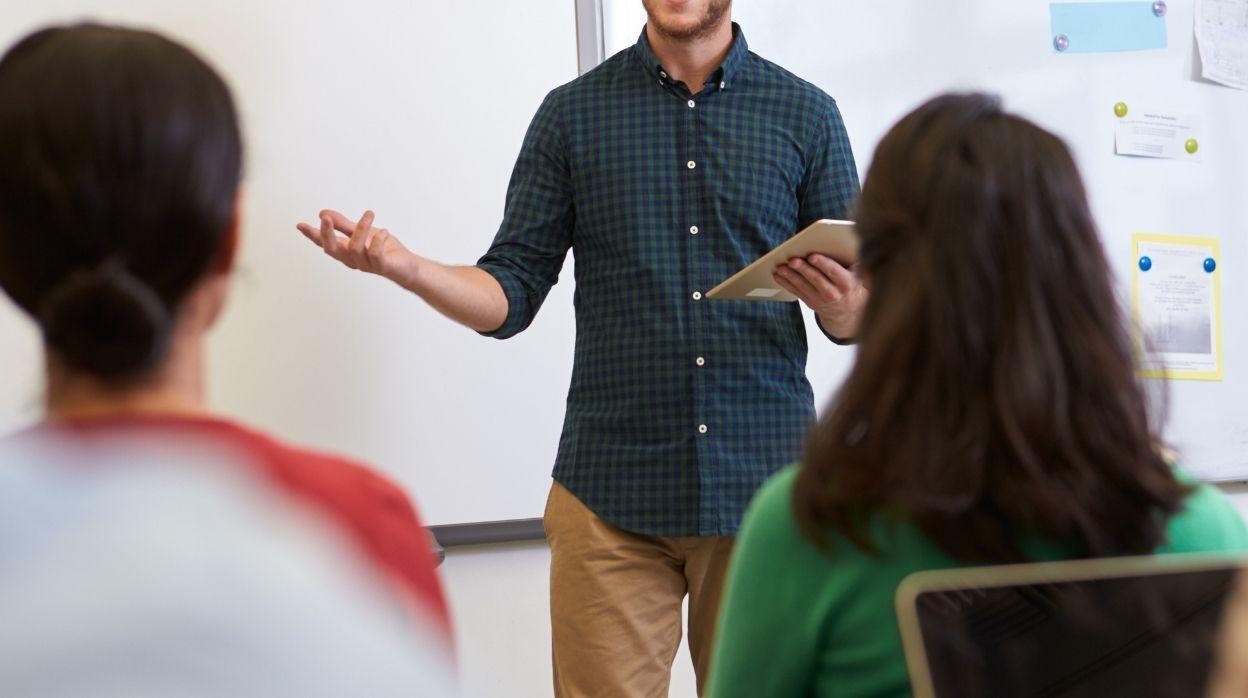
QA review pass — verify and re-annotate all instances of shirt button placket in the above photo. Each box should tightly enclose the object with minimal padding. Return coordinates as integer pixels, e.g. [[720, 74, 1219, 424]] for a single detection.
[[683, 84, 714, 529]]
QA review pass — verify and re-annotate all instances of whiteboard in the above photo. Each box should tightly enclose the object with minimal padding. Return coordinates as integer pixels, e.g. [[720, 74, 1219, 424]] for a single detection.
[[1, 1, 1245, 533], [603, 0, 1248, 480], [0, 0, 579, 526]]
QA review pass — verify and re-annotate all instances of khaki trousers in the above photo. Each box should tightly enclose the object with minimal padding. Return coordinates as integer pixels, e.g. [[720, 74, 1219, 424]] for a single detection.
[[544, 482, 735, 698]]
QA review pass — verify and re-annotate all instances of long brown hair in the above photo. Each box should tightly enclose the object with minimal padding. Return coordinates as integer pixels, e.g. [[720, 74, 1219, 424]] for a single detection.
[[794, 93, 1186, 562]]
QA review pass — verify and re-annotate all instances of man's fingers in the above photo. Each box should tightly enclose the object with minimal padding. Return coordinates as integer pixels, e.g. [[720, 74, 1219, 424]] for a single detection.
[[322, 209, 359, 237], [349, 210, 376, 256], [367, 228, 391, 266], [806, 254, 857, 293], [301, 208, 396, 275], [296, 222, 321, 244], [774, 271, 799, 298], [320, 213, 352, 267], [319, 214, 336, 253], [788, 258, 841, 301], [775, 265, 819, 301]]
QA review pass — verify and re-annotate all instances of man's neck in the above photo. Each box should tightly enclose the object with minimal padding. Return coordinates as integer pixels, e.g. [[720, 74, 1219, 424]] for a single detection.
[[645, 19, 734, 94]]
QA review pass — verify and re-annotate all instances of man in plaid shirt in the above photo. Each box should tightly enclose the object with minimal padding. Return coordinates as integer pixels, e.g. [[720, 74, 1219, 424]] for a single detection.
[[299, 0, 862, 694]]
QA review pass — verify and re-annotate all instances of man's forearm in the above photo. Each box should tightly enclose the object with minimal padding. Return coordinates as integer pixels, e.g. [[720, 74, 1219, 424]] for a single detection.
[[390, 255, 508, 334]]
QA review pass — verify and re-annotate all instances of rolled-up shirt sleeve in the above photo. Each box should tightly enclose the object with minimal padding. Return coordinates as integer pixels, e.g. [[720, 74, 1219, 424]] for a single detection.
[[799, 100, 861, 345], [476, 88, 574, 339], [797, 99, 859, 228]]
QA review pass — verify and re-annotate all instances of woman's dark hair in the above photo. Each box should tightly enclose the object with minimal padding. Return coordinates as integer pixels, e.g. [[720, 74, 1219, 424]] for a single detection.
[[0, 24, 242, 381], [794, 93, 1186, 563]]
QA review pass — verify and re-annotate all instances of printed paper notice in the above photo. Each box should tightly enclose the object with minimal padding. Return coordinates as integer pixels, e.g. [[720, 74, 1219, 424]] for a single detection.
[[1133, 234, 1222, 380], [1114, 109, 1202, 160], [1196, 0, 1248, 90]]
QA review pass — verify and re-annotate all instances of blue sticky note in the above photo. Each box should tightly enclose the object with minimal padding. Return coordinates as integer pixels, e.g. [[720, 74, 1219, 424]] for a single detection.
[[1050, 2, 1167, 54]]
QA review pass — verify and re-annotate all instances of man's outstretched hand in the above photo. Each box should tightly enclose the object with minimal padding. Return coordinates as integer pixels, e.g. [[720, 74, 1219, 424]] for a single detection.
[[297, 209, 414, 282]]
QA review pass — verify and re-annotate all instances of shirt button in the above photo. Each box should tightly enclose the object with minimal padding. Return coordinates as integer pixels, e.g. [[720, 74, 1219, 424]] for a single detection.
[[687, 99, 696, 108], [692, 291, 702, 301], [719, 81, 726, 90], [660, 70, 668, 78], [696, 357, 705, 366], [698, 424, 708, 434], [689, 225, 699, 235], [686, 160, 696, 169]]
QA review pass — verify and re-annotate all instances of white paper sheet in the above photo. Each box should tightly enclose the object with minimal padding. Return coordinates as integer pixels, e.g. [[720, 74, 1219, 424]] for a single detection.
[[1197, 0, 1248, 90], [1134, 235, 1223, 380]]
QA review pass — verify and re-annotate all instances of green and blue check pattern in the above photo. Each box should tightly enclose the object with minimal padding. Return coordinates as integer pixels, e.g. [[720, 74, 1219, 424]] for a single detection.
[[477, 25, 859, 536]]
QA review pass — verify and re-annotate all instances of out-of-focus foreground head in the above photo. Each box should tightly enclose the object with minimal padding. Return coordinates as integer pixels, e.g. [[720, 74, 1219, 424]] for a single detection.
[[0, 23, 242, 383]]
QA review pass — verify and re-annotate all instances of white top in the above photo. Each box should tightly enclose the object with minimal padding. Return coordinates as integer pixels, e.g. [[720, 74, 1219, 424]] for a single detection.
[[0, 439, 458, 698]]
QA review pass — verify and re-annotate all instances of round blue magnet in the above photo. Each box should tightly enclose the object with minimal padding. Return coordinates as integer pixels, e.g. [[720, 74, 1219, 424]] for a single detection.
[[1204, 257, 1216, 273], [1139, 256, 1152, 272]]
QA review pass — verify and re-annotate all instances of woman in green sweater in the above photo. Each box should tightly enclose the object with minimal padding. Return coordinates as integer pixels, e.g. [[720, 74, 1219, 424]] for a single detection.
[[707, 93, 1248, 698]]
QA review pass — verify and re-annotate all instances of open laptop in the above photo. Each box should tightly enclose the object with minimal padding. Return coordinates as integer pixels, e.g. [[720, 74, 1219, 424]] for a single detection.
[[896, 554, 1247, 698]]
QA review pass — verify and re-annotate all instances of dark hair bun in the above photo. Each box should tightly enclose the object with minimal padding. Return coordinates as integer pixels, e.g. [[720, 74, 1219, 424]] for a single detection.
[[38, 260, 172, 380]]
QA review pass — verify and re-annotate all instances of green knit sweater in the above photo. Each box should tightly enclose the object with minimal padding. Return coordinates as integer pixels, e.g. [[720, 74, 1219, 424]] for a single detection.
[[708, 465, 1248, 697]]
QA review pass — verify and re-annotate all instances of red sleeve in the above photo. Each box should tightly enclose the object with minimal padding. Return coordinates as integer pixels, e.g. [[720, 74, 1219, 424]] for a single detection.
[[252, 444, 452, 640], [348, 465, 452, 633]]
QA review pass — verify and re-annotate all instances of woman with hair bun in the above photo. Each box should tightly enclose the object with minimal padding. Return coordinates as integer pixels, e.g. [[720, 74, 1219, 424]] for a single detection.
[[0, 23, 450, 652]]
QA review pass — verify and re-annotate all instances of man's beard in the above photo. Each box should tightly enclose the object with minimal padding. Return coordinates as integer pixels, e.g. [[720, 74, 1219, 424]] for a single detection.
[[643, 0, 732, 42]]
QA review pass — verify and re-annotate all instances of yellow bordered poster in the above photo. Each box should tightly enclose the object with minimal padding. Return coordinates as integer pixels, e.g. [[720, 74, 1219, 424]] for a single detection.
[[1131, 233, 1223, 381]]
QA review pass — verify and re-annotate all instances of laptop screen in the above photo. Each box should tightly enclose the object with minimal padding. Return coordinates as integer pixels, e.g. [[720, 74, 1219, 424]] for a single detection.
[[906, 560, 1242, 698]]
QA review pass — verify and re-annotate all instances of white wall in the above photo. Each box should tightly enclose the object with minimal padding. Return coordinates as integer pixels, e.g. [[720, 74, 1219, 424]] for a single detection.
[[441, 540, 699, 698]]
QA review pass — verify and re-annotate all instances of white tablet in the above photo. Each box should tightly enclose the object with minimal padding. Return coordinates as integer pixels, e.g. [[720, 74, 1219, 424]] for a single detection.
[[706, 219, 858, 302]]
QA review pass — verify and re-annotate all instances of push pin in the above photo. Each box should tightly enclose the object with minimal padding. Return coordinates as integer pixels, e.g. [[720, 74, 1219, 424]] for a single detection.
[[1054, 34, 1070, 52], [1139, 256, 1153, 272], [1204, 258, 1217, 273], [1153, 1, 1168, 17]]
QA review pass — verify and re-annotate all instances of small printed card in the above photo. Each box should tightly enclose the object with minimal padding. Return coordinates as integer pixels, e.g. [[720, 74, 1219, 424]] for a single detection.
[[1114, 108, 1203, 160]]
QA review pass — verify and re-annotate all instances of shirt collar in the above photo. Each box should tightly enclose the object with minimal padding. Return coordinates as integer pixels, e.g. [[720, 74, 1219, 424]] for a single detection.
[[634, 22, 749, 91]]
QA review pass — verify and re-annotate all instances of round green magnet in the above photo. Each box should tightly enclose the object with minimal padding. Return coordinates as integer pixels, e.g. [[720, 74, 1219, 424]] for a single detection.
[[1114, 102, 1129, 118], [1185, 138, 1199, 154]]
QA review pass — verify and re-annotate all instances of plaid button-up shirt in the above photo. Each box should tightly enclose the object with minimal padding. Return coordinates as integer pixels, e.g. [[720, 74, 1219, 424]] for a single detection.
[[477, 25, 859, 537]]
